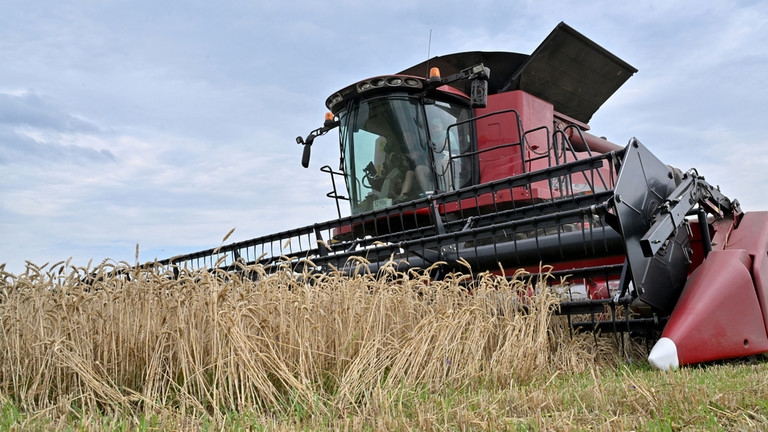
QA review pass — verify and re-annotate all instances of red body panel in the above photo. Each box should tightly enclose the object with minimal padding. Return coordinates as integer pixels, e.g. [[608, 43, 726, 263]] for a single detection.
[[443, 90, 615, 214], [660, 212, 768, 364], [474, 90, 553, 183], [722, 212, 768, 331]]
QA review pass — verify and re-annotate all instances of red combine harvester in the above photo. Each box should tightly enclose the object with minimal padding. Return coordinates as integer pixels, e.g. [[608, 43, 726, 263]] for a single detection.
[[156, 23, 768, 370]]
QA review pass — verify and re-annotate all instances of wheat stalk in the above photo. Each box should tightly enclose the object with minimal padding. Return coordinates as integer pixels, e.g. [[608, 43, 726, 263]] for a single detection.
[[0, 258, 617, 420]]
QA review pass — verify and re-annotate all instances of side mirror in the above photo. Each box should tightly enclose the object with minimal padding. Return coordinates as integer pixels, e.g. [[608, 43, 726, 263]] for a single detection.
[[470, 66, 489, 108], [296, 135, 315, 168], [301, 141, 312, 168], [470, 79, 488, 108]]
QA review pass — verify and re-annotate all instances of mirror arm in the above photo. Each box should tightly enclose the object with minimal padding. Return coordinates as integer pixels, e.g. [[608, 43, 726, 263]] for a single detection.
[[296, 119, 339, 168], [424, 63, 490, 108]]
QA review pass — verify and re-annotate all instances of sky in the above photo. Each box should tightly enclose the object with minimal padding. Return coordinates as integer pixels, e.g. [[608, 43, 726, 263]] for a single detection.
[[1, 0, 767, 274]]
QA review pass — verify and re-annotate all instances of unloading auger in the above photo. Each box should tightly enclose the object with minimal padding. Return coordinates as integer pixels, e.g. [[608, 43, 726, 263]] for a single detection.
[[153, 22, 768, 370]]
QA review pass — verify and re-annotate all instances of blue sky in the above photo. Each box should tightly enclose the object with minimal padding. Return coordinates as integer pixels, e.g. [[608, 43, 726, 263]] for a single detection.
[[1, 1, 767, 274]]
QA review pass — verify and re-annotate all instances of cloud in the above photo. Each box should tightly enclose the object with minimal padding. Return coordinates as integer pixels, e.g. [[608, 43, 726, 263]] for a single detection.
[[0, 91, 116, 165], [0, 91, 98, 131]]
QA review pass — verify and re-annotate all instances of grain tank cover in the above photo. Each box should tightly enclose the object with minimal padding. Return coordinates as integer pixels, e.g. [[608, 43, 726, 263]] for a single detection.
[[504, 22, 637, 123], [399, 22, 637, 123]]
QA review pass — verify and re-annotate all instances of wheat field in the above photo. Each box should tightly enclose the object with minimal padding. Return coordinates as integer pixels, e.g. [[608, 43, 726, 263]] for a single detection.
[[6, 257, 761, 430]]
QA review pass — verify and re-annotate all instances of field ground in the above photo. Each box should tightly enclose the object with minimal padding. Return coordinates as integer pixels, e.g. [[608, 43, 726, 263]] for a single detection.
[[1, 260, 766, 431]]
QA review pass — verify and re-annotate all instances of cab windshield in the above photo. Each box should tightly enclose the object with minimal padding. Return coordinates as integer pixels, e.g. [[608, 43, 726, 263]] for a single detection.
[[339, 94, 472, 214]]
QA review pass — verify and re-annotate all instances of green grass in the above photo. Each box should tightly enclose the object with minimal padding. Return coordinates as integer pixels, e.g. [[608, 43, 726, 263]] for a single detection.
[[2, 361, 765, 430]]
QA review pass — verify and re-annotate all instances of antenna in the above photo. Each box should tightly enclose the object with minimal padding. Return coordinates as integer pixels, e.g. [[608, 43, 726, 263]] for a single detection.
[[425, 29, 432, 78]]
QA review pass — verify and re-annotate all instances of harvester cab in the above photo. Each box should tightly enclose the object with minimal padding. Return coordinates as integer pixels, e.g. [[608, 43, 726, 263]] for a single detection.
[[298, 62, 489, 213], [156, 22, 768, 370]]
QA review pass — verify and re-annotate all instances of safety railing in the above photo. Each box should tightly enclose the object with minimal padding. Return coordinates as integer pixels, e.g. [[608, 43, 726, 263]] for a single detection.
[[147, 147, 624, 281]]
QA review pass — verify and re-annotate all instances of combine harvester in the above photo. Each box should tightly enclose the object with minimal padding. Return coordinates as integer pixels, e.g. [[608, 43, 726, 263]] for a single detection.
[[154, 23, 768, 370]]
